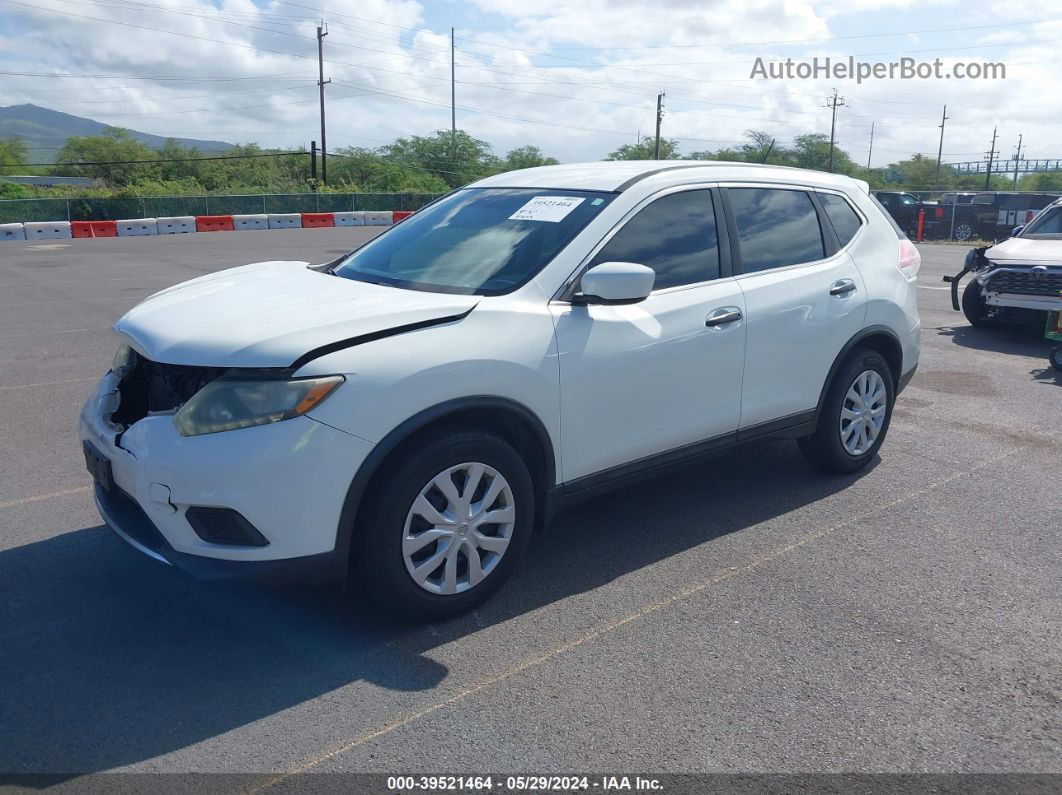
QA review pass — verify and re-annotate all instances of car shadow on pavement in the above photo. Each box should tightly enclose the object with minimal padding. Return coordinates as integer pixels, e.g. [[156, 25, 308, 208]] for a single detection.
[[937, 323, 1060, 386], [0, 439, 871, 778]]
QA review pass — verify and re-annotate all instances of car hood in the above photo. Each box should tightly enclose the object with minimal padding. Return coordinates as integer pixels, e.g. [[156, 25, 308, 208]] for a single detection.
[[115, 261, 478, 368], [986, 237, 1062, 265]]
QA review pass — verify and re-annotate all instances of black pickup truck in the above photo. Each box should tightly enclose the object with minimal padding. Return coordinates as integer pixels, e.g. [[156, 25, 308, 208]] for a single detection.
[[951, 192, 1058, 242]]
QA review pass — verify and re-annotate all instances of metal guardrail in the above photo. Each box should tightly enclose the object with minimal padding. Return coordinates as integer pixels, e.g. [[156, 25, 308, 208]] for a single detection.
[[0, 192, 442, 224]]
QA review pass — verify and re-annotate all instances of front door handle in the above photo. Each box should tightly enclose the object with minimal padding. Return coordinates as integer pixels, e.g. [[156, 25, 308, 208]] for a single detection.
[[829, 278, 857, 296], [705, 307, 743, 327]]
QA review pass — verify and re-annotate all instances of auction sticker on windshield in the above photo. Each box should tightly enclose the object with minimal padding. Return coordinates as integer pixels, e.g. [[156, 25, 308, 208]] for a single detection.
[[509, 196, 585, 222]]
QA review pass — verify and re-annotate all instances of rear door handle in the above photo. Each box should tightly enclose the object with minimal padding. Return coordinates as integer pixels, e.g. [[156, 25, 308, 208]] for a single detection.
[[829, 279, 857, 296], [705, 307, 743, 327]]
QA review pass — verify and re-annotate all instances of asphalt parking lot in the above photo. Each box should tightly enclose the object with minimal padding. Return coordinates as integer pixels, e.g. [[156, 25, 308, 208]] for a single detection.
[[0, 230, 1059, 780]]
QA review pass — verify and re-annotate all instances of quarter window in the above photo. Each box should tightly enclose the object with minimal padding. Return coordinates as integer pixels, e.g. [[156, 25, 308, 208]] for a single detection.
[[729, 188, 826, 273], [818, 192, 864, 247], [591, 190, 720, 290]]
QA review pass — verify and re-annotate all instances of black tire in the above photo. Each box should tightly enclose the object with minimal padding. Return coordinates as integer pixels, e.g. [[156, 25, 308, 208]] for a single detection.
[[798, 348, 894, 474], [1051, 346, 1062, 372], [953, 221, 974, 242], [351, 427, 535, 621], [961, 279, 990, 327]]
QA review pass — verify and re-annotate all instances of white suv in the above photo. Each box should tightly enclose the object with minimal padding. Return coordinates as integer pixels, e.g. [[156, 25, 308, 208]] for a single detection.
[[80, 161, 921, 619]]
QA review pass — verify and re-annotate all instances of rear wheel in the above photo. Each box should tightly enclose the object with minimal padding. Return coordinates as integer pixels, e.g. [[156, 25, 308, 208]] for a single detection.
[[352, 428, 535, 620], [1051, 345, 1062, 372], [953, 221, 975, 242], [799, 348, 894, 474], [961, 279, 990, 327]]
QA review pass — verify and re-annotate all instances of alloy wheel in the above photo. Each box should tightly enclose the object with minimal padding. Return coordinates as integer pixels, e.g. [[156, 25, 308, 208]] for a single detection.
[[839, 370, 887, 456], [402, 462, 516, 595]]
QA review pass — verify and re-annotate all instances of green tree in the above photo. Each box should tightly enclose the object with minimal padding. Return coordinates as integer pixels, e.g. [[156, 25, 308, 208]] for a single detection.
[[502, 145, 559, 171], [0, 137, 27, 173], [52, 127, 159, 186], [789, 133, 858, 174], [690, 130, 793, 166], [1017, 171, 1062, 191], [328, 148, 449, 192], [606, 135, 681, 160], [379, 130, 499, 188]]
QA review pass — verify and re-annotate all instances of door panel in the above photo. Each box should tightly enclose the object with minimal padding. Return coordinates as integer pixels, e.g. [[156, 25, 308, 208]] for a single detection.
[[551, 281, 746, 482], [737, 254, 867, 427], [724, 185, 868, 429]]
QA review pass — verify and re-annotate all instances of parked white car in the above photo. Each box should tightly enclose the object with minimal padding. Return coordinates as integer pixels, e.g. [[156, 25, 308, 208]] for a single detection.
[[80, 161, 921, 619], [950, 197, 1062, 328]]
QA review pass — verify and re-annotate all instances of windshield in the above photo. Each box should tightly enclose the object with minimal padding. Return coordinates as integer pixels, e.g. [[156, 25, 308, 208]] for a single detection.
[[1021, 206, 1062, 238], [332, 188, 615, 295]]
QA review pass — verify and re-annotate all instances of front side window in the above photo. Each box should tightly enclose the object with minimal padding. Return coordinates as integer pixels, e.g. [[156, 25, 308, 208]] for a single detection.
[[1021, 206, 1062, 237], [333, 188, 615, 295], [591, 190, 720, 290], [818, 192, 864, 247], [729, 188, 826, 273]]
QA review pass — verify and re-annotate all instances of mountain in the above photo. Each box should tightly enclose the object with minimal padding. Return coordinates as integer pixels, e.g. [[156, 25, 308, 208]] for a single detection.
[[0, 104, 233, 162]]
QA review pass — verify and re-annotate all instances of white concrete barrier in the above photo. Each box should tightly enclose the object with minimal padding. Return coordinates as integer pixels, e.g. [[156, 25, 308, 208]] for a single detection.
[[364, 211, 392, 226], [0, 223, 25, 241], [157, 216, 196, 234], [116, 218, 158, 237], [268, 213, 302, 230], [24, 221, 72, 240], [333, 211, 366, 227], [234, 214, 269, 231]]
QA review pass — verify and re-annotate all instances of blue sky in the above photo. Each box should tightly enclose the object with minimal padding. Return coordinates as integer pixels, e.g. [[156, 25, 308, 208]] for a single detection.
[[0, 0, 1057, 170]]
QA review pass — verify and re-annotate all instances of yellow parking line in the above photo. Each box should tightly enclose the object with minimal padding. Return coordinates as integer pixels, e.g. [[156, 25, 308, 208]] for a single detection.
[[0, 486, 91, 510], [249, 447, 1017, 790]]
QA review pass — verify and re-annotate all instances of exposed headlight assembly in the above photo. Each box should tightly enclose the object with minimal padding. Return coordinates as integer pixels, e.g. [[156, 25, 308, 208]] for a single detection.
[[174, 375, 344, 436]]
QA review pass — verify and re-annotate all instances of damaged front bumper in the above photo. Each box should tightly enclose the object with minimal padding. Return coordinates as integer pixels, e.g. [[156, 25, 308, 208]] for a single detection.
[[79, 370, 374, 579], [944, 248, 1062, 314]]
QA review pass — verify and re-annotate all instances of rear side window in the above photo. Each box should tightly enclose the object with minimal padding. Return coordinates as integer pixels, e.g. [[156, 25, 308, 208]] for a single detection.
[[592, 190, 720, 290], [869, 193, 906, 239], [729, 188, 825, 272], [818, 193, 864, 246]]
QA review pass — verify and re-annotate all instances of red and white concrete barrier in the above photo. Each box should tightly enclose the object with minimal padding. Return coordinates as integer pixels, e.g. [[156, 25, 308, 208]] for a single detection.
[[157, 216, 196, 234], [234, 214, 269, 231], [3, 209, 414, 242]]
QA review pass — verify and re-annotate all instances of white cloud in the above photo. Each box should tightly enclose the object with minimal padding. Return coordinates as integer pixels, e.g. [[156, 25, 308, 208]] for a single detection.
[[0, 0, 1058, 169]]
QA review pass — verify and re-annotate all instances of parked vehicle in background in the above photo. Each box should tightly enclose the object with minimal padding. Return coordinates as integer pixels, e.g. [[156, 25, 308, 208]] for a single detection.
[[80, 161, 921, 620], [872, 191, 925, 236], [921, 192, 979, 240], [945, 198, 1062, 331], [952, 192, 1059, 242]]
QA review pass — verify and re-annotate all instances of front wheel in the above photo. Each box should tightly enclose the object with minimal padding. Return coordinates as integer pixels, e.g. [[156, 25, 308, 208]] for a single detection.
[[953, 221, 974, 242], [1051, 345, 1062, 372], [799, 349, 894, 474], [961, 279, 990, 327], [352, 428, 535, 620]]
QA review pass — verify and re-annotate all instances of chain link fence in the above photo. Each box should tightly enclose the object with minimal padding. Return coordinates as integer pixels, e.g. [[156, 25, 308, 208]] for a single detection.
[[0, 192, 442, 224], [873, 189, 1060, 243]]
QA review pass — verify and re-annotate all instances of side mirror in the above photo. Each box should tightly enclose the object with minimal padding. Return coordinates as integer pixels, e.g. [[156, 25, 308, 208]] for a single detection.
[[1011, 225, 1024, 237], [576, 262, 655, 305]]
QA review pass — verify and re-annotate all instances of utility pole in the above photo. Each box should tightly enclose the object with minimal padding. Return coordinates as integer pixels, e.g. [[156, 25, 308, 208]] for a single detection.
[[866, 122, 874, 170], [984, 126, 997, 190], [317, 24, 330, 185], [1012, 134, 1023, 188], [825, 89, 845, 173], [653, 92, 665, 159], [310, 140, 317, 189], [450, 27, 456, 148], [934, 105, 948, 188]]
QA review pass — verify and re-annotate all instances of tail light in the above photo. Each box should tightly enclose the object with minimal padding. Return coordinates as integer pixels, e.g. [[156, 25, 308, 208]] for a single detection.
[[897, 238, 921, 280], [935, 207, 944, 218]]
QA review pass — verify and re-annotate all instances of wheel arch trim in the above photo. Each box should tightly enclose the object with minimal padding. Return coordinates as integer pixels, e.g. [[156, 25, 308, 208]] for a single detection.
[[333, 396, 557, 562], [814, 325, 904, 425]]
